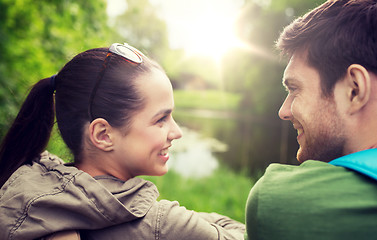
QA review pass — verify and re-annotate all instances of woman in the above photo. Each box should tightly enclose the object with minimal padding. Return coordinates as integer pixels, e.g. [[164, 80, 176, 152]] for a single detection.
[[0, 43, 245, 239]]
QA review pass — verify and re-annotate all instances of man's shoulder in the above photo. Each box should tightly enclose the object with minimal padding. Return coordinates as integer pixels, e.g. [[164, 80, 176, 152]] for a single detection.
[[263, 160, 338, 182], [267, 159, 331, 171], [246, 162, 377, 239], [253, 160, 376, 196]]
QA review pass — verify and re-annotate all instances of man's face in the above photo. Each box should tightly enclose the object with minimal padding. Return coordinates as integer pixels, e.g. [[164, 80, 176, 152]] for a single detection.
[[278, 52, 346, 162]]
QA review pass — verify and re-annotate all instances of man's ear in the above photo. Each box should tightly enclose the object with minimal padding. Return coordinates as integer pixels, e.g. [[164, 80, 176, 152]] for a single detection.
[[88, 118, 114, 152], [346, 64, 371, 114]]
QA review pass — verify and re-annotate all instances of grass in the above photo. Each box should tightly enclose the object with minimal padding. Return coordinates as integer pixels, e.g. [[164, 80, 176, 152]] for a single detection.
[[141, 167, 254, 223]]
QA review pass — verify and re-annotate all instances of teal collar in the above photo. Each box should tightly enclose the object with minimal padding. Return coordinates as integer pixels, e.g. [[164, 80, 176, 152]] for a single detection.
[[329, 149, 377, 181]]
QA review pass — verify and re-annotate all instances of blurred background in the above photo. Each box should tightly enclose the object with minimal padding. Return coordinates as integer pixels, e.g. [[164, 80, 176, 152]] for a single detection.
[[0, 0, 324, 222]]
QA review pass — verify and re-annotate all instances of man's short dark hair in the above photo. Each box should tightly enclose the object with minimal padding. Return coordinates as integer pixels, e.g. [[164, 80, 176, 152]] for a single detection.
[[277, 0, 377, 97]]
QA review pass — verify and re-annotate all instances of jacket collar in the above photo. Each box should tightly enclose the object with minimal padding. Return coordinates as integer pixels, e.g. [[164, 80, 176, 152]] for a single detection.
[[329, 148, 377, 181]]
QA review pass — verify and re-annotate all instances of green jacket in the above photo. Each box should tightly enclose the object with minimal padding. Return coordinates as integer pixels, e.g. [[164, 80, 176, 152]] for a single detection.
[[245, 160, 377, 240], [0, 152, 245, 239]]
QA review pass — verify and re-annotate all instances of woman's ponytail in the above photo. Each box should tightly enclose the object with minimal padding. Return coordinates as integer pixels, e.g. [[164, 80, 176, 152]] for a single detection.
[[0, 77, 55, 188]]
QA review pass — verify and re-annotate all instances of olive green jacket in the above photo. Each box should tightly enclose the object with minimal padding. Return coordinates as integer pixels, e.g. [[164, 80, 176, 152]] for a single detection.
[[0, 152, 244, 240]]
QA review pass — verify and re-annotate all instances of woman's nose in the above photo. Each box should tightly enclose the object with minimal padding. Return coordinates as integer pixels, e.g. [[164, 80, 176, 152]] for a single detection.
[[169, 118, 183, 140]]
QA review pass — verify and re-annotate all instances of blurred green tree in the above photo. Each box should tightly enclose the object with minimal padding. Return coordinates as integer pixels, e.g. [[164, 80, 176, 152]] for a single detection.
[[0, 0, 112, 137], [219, 0, 326, 167], [112, 0, 169, 62], [111, 0, 190, 86], [222, 0, 325, 116]]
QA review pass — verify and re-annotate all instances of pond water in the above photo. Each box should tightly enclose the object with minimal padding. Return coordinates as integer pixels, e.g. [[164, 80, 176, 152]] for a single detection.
[[169, 127, 224, 178], [169, 109, 299, 180]]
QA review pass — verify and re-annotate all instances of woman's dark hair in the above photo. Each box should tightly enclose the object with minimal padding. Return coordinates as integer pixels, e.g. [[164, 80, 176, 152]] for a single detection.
[[0, 46, 163, 188], [276, 0, 377, 97]]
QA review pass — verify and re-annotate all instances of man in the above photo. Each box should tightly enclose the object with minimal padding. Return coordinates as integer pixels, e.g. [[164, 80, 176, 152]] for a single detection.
[[245, 0, 377, 239]]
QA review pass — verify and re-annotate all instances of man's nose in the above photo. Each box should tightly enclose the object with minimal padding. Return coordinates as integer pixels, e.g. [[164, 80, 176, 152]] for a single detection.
[[278, 96, 292, 121]]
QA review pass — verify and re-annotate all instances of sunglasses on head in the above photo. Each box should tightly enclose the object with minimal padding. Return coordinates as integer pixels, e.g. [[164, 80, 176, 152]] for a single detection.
[[88, 43, 144, 121], [109, 43, 143, 64]]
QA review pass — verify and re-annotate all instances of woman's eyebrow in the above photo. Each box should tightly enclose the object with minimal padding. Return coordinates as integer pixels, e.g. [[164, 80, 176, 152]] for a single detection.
[[152, 109, 172, 118]]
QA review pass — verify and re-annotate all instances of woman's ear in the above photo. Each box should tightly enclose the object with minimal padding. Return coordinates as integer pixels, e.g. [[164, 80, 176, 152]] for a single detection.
[[346, 64, 371, 114], [88, 118, 114, 152]]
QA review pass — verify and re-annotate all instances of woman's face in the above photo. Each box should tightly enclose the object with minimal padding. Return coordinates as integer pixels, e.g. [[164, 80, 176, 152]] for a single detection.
[[112, 68, 182, 179]]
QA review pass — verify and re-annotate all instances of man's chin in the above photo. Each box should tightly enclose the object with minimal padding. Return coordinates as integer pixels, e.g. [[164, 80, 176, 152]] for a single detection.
[[296, 156, 306, 163], [296, 147, 310, 163], [296, 144, 344, 163]]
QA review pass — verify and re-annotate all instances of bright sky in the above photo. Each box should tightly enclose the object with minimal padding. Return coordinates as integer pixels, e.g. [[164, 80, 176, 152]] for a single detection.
[[107, 0, 246, 61]]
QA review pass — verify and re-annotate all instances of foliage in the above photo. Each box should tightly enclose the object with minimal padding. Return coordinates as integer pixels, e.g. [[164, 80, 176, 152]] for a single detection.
[[221, 49, 286, 116], [220, 0, 327, 116], [174, 90, 241, 111], [0, 0, 113, 138], [212, 0, 323, 172], [267, 0, 325, 15], [112, 0, 170, 63], [47, 125, 73, 162], [171, 55, 223, 89]]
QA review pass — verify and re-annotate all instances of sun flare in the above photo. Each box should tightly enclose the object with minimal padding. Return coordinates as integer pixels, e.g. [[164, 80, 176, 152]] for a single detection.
[[150, 0, 246, 62], [183, 11, 245, 61], [107, 0, 246, 62]]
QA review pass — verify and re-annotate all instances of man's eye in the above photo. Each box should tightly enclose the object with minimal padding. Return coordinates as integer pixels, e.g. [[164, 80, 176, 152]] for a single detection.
[[287, 86, 298, 94]]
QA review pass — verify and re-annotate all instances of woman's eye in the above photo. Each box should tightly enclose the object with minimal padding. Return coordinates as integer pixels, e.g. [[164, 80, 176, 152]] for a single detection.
[[157, 116, 168, 123]]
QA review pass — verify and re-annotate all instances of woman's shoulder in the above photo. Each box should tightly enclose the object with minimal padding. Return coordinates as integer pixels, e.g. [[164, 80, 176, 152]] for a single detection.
[[0, 151, 80, 196]]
